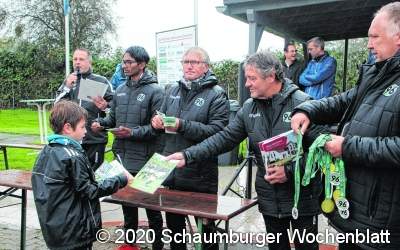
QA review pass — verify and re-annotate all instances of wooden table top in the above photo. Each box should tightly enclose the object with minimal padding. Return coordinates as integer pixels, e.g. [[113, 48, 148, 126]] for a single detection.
[[104, 187, 258, 221], [0, 143, 44, 150], [0, 170, 32, 190]]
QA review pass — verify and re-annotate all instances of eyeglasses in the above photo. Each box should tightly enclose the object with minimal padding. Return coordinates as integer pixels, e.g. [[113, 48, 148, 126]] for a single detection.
[[122, 60, 137, 65], [181, 60, 206, 66]]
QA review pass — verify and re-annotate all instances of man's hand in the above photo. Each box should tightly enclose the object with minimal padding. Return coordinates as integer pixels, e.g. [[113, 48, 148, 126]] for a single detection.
[[264, 166, 288, 184], [91, 122, 103, 133], [166, 152, 186, 168], [92, 96, 108, 110], [151, 115, 164, 129], [165, 118, 180, 133], [325, 134, 344, 157], [291, 112, 310, 135], [65, 73, 78, 88], [112, 126, 132, 138]]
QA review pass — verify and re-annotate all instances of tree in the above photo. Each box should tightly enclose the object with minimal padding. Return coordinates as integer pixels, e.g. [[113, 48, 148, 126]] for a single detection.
[[1, 0, 117, 54]]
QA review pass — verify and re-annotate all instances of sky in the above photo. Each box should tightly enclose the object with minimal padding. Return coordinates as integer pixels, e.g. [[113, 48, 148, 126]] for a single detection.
[[112, 0, 284, 62]]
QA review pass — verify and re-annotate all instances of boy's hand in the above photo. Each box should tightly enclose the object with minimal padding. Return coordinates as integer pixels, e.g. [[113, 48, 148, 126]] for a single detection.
[[125, 170, 134, 185]]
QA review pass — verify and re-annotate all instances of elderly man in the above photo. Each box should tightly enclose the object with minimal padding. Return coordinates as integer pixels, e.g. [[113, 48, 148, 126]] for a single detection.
[[152, 47, 229, 250], [299, 37, 337, 99], [282, 42, 305, 89], [291, 2, 400, 250], [55, 48, 113, 170], [167, 51, 325, 250]]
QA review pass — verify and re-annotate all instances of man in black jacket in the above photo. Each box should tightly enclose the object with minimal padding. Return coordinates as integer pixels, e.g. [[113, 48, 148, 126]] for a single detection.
[[291, 3, 400, 250], [152, 47, 229, 250], [92, 46, 164, 250], [167, 51, 322, 250], [282, 42, 305, 89], [55, 48, 113, 170]]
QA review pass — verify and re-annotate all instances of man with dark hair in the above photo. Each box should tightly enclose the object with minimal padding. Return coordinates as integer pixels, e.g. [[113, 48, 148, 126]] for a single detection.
[[166, 50, 324, 250], [282, 42, 305, 89], [92, 46, 164, 250], [152, 46, 229, 250], [55, 48, 113, 170], [291, 2, 400, 249], [300, 37, 337, 99]]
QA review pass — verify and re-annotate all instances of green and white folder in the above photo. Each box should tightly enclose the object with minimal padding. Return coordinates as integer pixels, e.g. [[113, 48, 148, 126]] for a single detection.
[[130, 153, 177, 194]]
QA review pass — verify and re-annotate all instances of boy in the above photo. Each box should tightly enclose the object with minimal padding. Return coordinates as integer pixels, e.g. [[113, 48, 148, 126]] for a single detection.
[[32, 101, 132, 250]]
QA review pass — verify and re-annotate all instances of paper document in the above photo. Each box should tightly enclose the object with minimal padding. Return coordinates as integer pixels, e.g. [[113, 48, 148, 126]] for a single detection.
[[77, 78, 108, 102], [130, 153, 177, 194], [95, 160, 131, 183]]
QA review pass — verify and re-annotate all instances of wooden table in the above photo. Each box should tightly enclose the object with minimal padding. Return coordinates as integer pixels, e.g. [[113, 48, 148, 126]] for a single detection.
[[0, 170, 258, 250], [0, 143, 44, 170], [103, 187, 258, 250], [0, 170, 32, 250]]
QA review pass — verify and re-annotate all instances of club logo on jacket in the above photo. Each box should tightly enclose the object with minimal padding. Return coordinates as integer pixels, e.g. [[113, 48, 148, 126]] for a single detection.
[[137, 93, 145, 102], [383, 84, 398, 97], [283, 112, 291, 123], [194, 98, 205, 107], [249, 113, 261, 118]]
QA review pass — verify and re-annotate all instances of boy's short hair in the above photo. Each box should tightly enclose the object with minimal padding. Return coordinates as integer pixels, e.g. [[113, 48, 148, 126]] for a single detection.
[[50, 101, 88, 134]]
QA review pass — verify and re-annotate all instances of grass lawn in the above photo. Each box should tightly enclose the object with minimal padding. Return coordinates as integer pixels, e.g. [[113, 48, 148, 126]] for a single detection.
[[0, 108, 114, 171]]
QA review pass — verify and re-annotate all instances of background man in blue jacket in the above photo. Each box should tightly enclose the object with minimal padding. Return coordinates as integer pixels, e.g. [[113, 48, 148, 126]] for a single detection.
[[300, 37, 337, 99]]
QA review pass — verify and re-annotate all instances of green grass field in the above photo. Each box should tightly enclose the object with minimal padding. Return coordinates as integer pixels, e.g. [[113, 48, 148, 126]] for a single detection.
[[0, 108, 114, 170]]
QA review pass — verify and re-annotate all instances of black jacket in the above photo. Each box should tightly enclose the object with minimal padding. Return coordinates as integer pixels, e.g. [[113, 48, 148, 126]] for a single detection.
[[282, 58, 305, 88], [56, 70, 113, 145], [99, 69, 164, 174], [160, 70, 229, 193], [31, 135, 127, 250], [185, 80, 323, 217], [293, 54, 400, 250]]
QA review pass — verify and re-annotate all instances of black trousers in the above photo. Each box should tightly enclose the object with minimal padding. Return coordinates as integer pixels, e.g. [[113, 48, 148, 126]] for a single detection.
[[338, 242, 364, 250], [165, 212, 219, 250], [72, 243, 92, 250], [263, 214, 319, 250], [122, 206, 164, 250], [82, 143, 106, 171]]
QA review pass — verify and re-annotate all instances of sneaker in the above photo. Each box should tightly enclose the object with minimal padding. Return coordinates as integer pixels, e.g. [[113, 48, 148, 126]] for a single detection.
[[114, 243, 141, 250]]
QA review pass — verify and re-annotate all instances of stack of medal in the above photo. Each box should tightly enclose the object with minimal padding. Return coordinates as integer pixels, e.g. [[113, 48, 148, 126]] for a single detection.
[[302, 134, 349, 220]]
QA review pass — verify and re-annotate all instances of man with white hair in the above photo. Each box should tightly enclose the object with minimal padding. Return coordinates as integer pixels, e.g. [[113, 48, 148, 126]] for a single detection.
[[291, 2, 400, 249]]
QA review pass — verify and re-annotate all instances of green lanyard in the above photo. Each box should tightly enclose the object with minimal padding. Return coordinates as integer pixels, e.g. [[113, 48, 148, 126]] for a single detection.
[[301, 134, 349, 219], [291, 130, 303, 219]]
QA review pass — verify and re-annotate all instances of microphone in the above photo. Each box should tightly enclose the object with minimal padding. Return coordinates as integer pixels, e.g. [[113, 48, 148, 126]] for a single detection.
[[75, 67, 81, 85]]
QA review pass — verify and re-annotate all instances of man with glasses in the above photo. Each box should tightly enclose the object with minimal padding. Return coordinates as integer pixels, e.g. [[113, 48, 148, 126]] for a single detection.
[[299, 37, 337, 99], [282, 42, 305, 90], [55, 48, 113, 170], [152, 47, 229, 250], [92, 46, 164, 250]]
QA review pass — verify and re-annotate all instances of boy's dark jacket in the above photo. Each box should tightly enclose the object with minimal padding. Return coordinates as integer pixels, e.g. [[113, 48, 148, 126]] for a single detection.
[[31, 135, 127, 250]]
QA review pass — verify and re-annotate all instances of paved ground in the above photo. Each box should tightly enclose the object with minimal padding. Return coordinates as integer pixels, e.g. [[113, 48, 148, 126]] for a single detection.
[[0, 133, 338, 249]]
